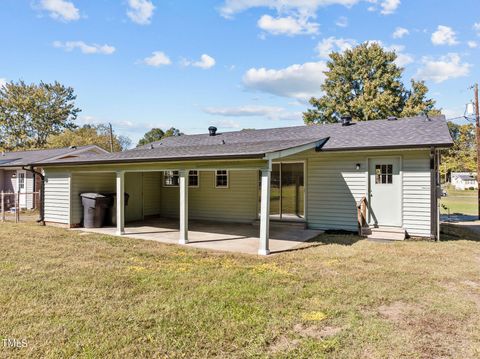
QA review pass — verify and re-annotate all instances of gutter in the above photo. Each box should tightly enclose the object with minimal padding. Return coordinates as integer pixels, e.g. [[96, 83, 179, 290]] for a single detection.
[[32, 153, 267, 168], [22, 166, 45, 225]]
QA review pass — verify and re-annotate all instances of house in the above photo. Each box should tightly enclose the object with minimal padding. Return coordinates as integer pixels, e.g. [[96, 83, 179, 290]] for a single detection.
[[451, 172, 478, 191], [0, 146, 108, 210], [34, 115, 452, 255]]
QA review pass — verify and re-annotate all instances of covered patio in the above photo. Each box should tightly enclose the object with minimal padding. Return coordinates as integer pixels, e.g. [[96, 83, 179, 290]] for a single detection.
[[76, 218, 323, 255]]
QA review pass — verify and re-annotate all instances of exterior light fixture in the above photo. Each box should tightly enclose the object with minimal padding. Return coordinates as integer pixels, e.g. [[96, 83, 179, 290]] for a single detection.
[[355, 163, 361, 170]]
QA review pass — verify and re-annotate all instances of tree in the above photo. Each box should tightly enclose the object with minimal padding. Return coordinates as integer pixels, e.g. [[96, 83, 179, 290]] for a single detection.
[[0, 80, 80, 150], [441, 122, 477, 180], [47, 124, 132, 152], [303, 43, 440, 124], [137, 127, 182, 147], [401, 80, 441, 117]]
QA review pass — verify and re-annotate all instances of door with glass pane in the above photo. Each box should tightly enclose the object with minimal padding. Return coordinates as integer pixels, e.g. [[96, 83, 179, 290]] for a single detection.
[[16, 170, 27, 208], [260, 162, 305, 220], [368, 157, 401, 226]]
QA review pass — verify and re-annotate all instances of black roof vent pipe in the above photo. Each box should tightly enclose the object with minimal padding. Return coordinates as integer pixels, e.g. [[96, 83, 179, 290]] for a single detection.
[[387, 116, 397, 121], [208, 126, 218, 136], [341, 115, 352, 126]]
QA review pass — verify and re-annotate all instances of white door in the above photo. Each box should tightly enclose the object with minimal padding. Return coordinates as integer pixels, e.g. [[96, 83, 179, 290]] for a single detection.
[[369, 158, 401, 227], [16, 170, 27, 208]]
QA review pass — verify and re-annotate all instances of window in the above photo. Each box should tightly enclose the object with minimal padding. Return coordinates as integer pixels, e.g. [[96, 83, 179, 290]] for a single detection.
[[189, 170, 199, 187], [18, 172, 25, 190], [215, 170, 228, 188], [163, 170, 199, 187], [164, 171, 179, 186], [375, 164, 393, 184]]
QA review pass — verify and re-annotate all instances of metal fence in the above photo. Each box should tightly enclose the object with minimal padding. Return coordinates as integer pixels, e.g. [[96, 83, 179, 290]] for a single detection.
[[0, 191, 41, 223]]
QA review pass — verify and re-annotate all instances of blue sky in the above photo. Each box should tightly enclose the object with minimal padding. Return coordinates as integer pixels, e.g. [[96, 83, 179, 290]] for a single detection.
[[0, 0, 479, 145]]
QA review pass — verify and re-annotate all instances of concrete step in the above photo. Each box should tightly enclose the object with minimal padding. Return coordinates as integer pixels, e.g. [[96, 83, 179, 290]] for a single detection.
[[366, 226, 406, 241]]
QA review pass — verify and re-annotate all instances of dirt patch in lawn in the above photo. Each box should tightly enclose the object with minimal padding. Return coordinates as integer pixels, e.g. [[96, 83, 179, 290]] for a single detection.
[[268, 336, 300, 354], [377, 301, 418, 322], [293, 323, 343, 339]]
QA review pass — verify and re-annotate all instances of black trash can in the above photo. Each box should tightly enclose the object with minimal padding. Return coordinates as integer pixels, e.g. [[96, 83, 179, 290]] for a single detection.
[[80, 193, 111, 228], [101, 192, 130, 226]]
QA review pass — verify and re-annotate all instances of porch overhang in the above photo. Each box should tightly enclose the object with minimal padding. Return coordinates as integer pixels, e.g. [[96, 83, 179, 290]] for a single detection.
[[263, 138, 330, 161]]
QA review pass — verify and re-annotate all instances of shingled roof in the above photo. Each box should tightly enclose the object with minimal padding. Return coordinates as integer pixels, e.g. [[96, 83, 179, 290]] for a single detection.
[[0, 145, 106, 168], [37, 115, 453, 166]]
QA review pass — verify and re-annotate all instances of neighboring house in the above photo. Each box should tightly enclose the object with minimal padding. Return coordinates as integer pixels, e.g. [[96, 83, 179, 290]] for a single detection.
[[451, 172, 478, 190], [0, 146, 108, 210], [35, 115, 452, 254]]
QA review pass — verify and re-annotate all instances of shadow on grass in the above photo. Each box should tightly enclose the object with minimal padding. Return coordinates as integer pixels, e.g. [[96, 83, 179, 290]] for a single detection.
[[308, 230, 363, 246], [440, 223, 480, 242]]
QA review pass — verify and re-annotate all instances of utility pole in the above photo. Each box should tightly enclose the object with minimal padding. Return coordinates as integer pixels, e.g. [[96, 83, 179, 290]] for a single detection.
[[475, 84, 480, 220], [108, 123, 114, 153]]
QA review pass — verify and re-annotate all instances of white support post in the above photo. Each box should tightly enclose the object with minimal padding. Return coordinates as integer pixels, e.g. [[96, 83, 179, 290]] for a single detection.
[[259, 168, 271, 255], [179, 169, 189, 244], [116, 171, 125, 235]]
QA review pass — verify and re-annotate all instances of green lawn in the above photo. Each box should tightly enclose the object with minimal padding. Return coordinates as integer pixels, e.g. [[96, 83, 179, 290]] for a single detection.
[[441, 185, 478, 216], [1, 223, 480, 358]]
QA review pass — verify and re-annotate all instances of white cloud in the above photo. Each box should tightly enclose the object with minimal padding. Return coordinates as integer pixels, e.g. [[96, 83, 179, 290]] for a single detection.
[[467, 40, 478, 48], [210, 119, 241, 129], [204, 105, 301, 121], [431, 25, 458, 46], [474, 22, 480, 36], [38, 0, 80, 22], [335, 16, 348, 27], [257, 14, 319, 35], [379, 0, 400, 14], [243, 61, 327, 100], [0, 78, 6, 88], [392, 26, 409, 39], [141, 51, 171, 67], [384, 44, 414, 67], [53, 41, 115, 55], [415, 53, 471, 83], [182, 54, 216, 69], [315, 36, 357, 58], [127, 0, 155, 25]]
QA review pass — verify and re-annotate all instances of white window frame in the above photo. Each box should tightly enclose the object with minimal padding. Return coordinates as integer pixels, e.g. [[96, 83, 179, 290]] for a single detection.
[[215, 170, 229, 188], [188, 170, 199, 188], [163, 170, 199, 188]]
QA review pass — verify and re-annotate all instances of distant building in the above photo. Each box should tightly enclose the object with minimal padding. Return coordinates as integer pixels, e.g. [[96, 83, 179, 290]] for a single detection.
[[451, 172, 478, 190]]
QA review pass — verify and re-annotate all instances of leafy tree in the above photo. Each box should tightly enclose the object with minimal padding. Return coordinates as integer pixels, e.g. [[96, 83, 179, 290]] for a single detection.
[[441, 122, 477, 180], [401, 80, 441, 117], [47, 124, 132, 152], [303, 43, 439, 124], [0, 80, 80, 150], [137, 127, 182, 147]]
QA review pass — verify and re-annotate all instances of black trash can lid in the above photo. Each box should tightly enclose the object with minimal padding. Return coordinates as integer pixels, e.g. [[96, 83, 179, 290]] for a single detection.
[[80, 193, 107, 199]]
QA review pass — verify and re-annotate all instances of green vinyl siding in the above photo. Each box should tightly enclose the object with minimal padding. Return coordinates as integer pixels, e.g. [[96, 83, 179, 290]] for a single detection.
[[142, 172, 162, 216], [160, 170, 258, 223], [281, 149, 432, 237]]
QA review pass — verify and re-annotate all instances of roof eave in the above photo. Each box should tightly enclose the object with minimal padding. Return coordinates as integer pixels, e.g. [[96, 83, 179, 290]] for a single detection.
[[35, 153, 267, 167]]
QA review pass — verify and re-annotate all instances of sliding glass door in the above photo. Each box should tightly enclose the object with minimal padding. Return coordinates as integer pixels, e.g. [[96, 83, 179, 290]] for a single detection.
[[259, 162, 305, 220]]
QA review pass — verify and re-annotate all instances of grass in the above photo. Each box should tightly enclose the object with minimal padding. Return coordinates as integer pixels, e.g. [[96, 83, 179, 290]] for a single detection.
[[1, 223, 480, 358], [441, 185, 478, 216]]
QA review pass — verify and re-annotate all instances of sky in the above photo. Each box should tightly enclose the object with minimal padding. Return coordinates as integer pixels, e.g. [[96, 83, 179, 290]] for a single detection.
[[0, 0, 479, 146]]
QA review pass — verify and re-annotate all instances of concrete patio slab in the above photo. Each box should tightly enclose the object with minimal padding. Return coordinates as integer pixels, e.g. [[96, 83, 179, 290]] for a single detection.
[[73, 218, 323, 255]]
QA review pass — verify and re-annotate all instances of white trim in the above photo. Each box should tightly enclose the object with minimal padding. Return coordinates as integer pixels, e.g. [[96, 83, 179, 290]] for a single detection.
[[215, 170, 229, 189], [259, 167, 271, 255], [179, 170, 189, 244], [116, 171, 125, 235]]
